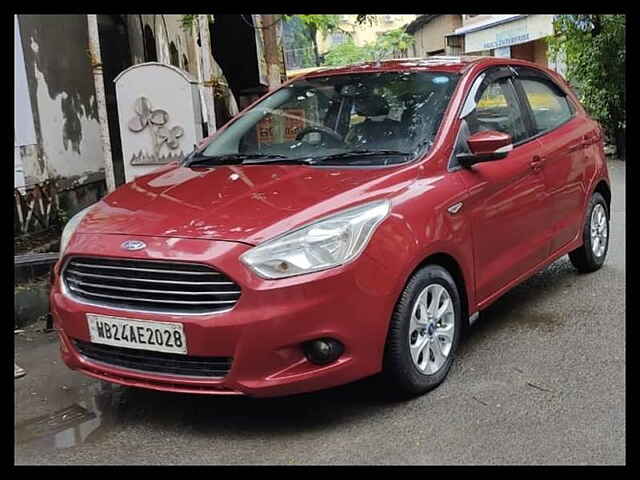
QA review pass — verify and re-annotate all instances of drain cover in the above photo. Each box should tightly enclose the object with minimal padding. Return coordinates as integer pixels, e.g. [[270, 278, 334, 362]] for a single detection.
[[15, 404, 96, 444]]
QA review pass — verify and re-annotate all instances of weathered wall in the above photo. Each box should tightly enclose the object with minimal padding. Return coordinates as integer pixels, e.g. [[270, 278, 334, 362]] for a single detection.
[[412, 15, 463, 57], [533, 38, 548, 66], [134, 15, 194, 71], [126, 15, 146, 64], [16, 14, 240, 196], [461, 14, 498, 27], [17, 15, 104, 189]]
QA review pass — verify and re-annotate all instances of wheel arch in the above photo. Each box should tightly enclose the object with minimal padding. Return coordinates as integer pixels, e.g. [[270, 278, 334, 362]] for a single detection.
[[593, 179, 612, 211], [411, 252, 471, 329]]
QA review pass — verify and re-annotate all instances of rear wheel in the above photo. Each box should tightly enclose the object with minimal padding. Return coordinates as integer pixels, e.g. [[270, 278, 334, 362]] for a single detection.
[[569, 192, 609, 273], [382, 265, 462, 397]]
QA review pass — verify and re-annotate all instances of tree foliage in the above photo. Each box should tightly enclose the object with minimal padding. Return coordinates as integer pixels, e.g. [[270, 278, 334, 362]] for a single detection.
[[374, 28, 414, 59], [180, 14, 196, 32], [322, 27, 414, 66], [295, 15, 345, 66], [549, 14, 625, 158], [285, 15, 380, 66], [323, 39, 373, 66], [282, 16, 317, 69]]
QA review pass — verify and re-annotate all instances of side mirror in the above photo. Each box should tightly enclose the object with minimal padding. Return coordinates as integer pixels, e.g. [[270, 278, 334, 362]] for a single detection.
[[457, 130, 513, 168]]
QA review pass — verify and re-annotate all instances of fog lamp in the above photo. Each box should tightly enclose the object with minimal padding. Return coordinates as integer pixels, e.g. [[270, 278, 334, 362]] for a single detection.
[[303, 338, 344, 365]]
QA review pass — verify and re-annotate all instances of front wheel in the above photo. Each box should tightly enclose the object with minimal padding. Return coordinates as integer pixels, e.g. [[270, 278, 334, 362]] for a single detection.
[[382, 265, 462, 397], [569, 192, 609, 273]]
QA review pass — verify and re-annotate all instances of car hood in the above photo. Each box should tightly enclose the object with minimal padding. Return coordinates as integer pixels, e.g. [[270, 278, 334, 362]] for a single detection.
[[78, 163, 417, 245]]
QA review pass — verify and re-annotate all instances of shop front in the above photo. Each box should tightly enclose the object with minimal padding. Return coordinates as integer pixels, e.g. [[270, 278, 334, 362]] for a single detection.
[[453, 15, 565, 76]]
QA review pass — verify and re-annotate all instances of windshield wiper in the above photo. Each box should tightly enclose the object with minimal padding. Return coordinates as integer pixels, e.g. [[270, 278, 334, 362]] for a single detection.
[[241, 150, 412, 166], [184, 150, 411, 168], [309, 149, 412, 163], [185, 153, 296, 167]]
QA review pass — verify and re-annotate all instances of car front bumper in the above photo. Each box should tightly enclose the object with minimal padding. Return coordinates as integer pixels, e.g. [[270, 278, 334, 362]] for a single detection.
[[51, 233, 402, 397]]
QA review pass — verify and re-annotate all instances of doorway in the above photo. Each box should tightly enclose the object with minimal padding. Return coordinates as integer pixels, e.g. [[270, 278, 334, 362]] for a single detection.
[[210, 15, 268, 107], [143, 24, 158, 62], [97, 14, 133, 187]]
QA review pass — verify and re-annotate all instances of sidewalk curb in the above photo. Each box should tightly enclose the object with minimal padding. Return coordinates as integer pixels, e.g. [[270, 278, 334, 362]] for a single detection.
[[15, 252, 58, 285], [14, 252, 57, 330], [15, 280, 51, 330]]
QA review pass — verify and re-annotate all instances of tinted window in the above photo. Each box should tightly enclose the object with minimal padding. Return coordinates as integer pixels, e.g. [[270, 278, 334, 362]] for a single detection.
[[519, 78, 573, 134], [467, 77, 527, 143]]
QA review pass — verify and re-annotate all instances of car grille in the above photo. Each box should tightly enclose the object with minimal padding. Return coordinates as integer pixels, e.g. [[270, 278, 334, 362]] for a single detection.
[[62, 257, 241, 314], [73, 339, 232, 378]]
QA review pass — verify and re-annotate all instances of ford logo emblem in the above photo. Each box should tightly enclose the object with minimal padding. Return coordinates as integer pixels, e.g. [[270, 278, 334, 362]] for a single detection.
[[121, 240, 146, 251]]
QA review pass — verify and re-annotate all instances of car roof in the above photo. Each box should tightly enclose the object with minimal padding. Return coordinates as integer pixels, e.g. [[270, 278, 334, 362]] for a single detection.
[[299, 56, 555, 79]]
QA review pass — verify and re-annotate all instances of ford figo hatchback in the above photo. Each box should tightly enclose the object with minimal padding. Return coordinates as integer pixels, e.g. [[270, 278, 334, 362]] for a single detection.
[[51, 57, 611, 397]]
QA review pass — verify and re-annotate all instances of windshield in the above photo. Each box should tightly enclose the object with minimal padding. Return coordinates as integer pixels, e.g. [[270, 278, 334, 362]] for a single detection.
[[196, 71, 460, 166]]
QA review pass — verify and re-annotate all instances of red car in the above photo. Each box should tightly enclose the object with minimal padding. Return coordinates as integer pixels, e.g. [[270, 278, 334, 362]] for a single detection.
[[51, 56, 611, 398]]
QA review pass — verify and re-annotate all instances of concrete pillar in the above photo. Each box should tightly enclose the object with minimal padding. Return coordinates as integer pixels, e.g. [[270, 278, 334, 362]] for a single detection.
[[198, 14, 216, 133], [87, 14, 116, 192], [261, 14, 283, 89]]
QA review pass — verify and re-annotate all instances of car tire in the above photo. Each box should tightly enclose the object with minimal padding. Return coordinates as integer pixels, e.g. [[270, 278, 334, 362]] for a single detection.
[[382, 264, 462, 398], [569, 192, 609, 273]]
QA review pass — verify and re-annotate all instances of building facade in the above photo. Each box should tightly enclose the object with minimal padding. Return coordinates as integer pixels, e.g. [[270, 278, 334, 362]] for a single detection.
[[405, 15, 463, 57], [448, 15, 565, 75], [14, 14, 284, 234]]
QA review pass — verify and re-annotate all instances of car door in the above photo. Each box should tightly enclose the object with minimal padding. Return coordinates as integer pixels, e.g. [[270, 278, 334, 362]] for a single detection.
[[512, 67, 594, 254], [451, 67, 551, 304]]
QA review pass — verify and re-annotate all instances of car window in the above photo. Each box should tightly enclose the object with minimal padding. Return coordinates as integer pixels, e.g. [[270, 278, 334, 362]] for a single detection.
[[199, 71, 460, 166], [518, 78, 573, 134], [243, 87, 333, 149], [467, 78, 528, 144]]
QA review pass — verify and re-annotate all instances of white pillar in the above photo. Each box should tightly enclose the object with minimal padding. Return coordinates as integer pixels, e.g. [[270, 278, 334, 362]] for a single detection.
[[87, 14, 116, 192], [198, 14, 216, 133]]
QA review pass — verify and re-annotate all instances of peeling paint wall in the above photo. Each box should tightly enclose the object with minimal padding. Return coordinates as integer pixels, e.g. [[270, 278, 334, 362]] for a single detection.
[[126, 15, 146, 65], [133, 15, 195, 72], [411, 15, 463, 56], [15, 14, 241, 194], [17, 15, 104, 187]]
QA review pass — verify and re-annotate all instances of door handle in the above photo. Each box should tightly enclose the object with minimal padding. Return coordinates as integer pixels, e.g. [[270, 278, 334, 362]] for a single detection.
[[569, 134, 594, 152], [530, 155, 545, 172], [583, 132, 601, 146], [569, 141, 585, 152]]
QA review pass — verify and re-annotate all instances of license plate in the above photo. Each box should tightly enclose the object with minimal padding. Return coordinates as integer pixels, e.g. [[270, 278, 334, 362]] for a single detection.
[[86, 314, 187, 355]]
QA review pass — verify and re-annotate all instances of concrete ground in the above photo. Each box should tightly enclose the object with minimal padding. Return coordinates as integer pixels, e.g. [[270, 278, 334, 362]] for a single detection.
[[14, 159, 625, 465]]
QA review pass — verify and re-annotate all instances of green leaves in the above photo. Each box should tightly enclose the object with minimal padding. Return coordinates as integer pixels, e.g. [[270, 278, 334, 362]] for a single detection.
[[322, 27, 414, 66], [373, 28, 414, 59], [323, 40, 371, 66], [297, 14, 344, 36], [289, 15, 345, 66], [179, 14, 197, 32], [549, 14, 625, 157]]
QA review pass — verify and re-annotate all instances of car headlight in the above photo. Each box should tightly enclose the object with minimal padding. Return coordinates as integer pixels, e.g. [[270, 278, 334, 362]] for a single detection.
[[59, 205, 93, 254], [240, 199, 391, 279]]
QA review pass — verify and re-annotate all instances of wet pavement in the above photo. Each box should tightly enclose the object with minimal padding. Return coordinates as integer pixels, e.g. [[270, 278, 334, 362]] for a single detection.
[[14, 159, 626, 465]]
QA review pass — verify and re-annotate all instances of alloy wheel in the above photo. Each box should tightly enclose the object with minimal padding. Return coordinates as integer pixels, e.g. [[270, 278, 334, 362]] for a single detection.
[[590, 203, 608, 258], [408, 284, 455, 374]]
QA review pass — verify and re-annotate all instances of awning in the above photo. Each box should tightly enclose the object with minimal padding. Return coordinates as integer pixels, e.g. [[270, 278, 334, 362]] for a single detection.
[[452, 15, 526, 36], [458, 15, 555, 54]]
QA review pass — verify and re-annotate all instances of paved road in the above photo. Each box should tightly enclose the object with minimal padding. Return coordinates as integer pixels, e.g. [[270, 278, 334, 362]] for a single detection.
[[14, 159, 625, 465]]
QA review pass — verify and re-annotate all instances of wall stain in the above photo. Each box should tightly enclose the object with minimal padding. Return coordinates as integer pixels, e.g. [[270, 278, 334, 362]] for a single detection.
[[61, 95, 83, 154], [19, 15, 98, 155]]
